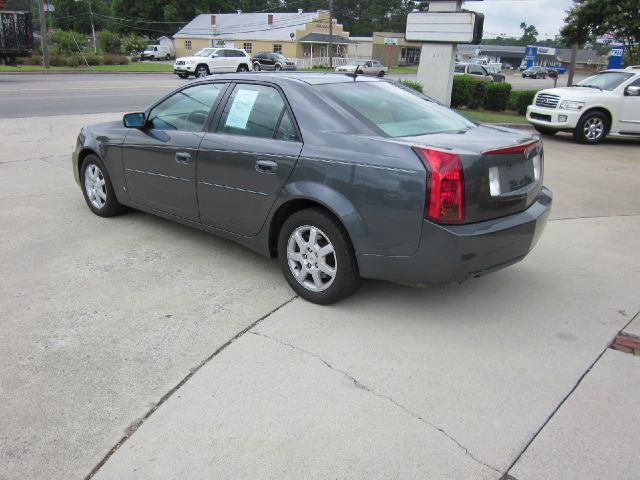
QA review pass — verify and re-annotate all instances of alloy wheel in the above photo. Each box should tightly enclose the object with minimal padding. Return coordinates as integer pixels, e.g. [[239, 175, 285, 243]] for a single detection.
[[584, 117, 604, 141], [196, 66, 207, 78], [287, 225, 337, 292], [84, 164, 107, 209]]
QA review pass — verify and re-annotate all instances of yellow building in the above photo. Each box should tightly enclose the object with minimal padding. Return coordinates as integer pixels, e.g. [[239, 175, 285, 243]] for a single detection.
[[173, 10, 357, 65]]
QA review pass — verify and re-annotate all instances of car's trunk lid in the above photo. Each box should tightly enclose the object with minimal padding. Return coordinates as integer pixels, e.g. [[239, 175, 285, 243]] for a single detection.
[[400, 125, 544, 224]]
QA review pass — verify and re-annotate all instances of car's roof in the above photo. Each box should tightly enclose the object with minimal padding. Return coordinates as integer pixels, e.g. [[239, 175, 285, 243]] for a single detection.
[[196, 72, 383, 85]]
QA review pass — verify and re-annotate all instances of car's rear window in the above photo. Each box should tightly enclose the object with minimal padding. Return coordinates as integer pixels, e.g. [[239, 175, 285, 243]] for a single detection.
[[319, 81, 474, 137]]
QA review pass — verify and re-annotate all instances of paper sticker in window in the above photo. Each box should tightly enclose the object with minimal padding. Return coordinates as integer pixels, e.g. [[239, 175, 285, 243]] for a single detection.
[[225, 89, 259, 129]]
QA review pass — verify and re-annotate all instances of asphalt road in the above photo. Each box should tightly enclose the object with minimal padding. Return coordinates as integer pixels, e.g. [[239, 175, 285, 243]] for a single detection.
[[0, 71, 589, 119], [0, 73, 182, 118]]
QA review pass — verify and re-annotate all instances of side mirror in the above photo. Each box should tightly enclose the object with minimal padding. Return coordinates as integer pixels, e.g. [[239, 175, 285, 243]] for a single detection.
[[123, 112, 146, 128], [212, 53, 219, 57], [625, 85, 640, 97]]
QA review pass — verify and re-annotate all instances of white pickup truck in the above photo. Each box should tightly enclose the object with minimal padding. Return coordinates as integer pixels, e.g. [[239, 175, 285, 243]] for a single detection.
[[527, 67, 640, 144]]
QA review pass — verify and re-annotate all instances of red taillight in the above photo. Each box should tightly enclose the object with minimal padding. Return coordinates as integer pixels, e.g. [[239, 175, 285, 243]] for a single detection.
[[413, 146, 464, 224]]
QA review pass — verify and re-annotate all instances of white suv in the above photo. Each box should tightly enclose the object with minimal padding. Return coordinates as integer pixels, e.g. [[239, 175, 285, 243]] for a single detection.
[[527, 67, 640, 144], [174, 48, 251, 79]]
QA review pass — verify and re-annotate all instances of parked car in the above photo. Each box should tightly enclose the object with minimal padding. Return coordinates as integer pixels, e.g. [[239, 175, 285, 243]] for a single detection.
[[485, 65, 506, 83], [251, 52, 297, 71], [72, 73, 552, 304], [454, 62, 494, 82], [547, 65, 567, 74], [527, 68, 640, 144], [334, 60, 388, 77], [522, 66, 549, 79], [173, 48, 251, 78], [141, 44, 173, 61]]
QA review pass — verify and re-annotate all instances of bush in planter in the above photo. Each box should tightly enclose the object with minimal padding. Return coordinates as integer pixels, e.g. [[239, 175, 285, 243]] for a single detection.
[[451, 75, 476, 108], [509, 90, 537, 115], [484, 82, 512, 111], [469, 80, 488, 109]]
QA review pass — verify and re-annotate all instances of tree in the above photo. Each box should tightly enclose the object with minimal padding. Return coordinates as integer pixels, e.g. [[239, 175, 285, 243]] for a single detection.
[[561, 0, 640, 65], [519, 22, 538, 45]]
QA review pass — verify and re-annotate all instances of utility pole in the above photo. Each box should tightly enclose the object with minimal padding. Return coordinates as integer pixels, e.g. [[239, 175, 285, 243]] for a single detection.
[[567, 43, 578, 86], [88, 0, 96, 54], [328, 0, 333, 68], [38, 0, 49, 69]]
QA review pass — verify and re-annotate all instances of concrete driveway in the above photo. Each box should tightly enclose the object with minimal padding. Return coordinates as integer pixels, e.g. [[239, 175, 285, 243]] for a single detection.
[[1, 112, 639, 479]]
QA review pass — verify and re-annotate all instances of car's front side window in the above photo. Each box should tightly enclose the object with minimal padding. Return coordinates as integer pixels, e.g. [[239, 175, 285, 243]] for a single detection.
[[217, 84, 298, 141], [148, 84, 226, 132]]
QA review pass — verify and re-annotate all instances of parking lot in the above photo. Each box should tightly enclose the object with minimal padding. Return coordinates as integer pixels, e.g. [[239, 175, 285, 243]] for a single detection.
[[1, 75, 639, 479]]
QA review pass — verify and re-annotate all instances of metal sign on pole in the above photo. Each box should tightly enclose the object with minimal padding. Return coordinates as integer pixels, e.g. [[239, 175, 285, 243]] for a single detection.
[[406, 0, 484, 106], [384, 37, 398, 68]]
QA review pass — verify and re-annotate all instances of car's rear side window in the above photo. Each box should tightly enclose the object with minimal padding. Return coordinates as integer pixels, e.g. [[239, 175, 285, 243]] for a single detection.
[[320, 81, 473, 137], [217, 84, 299, 141]]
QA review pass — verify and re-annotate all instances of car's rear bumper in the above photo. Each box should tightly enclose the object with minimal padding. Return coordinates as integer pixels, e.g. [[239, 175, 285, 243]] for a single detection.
[[527, 106, 580, 129], [357, 187, 552, 284]]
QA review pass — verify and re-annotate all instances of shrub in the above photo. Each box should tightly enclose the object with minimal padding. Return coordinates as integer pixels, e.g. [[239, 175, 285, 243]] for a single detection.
[[102, 54, 118, 65], [83, 53, 102, 66], [312, 64, 328, 69], [28, 55, 43, 65], [116, 55, 130, 65], [122, 34, 147, 55], [65, 55, 81, 67], [48, 54, 67, 67], [484, 82, 512, 111], [98, 30, 121, 54], [469, 80, 488, 109], [509, 90, 537, 115], [451, 75, 476, 108], [49, 30, 86, 55], [400, 79, 423, 93]]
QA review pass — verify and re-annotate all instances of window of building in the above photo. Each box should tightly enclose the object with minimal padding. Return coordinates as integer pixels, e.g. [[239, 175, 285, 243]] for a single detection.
[[243, 42, 252, 54], [185, 40, 192, 50], [273, 44, 282, 54]]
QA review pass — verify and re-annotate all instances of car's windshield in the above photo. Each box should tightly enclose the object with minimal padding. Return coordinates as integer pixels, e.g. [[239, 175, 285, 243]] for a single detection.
[[454, 64, 466, 73], [194, 48, 215, 57], [577, 71, 635, 91], [320, 81, 474, 137]]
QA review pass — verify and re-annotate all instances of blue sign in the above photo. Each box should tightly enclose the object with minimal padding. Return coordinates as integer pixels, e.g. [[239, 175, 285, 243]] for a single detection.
[[525, 46, 538, 69], [608, 44, 625, 69]]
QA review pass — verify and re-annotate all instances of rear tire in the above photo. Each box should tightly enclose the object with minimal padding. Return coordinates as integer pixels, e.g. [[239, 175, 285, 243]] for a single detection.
[[534, 126, 558, 136], [237, 64, 249, 72], [277, 208, 361, 304], [574, 110, 609, 144], [80, 154, 125, 217], [253, 63, 261, 71], [378, 70, 385, 77], [275, 64, 282, 72], [178, 73, 189, 79]]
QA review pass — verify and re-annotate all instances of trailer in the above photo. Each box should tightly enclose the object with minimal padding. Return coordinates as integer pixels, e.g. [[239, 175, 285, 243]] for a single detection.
[[0, 10, 33, 66]]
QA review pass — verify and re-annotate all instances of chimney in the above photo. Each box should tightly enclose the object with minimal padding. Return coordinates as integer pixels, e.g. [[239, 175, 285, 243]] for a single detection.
[[268, 14, 273, 26], [210, 15, 216, 26]]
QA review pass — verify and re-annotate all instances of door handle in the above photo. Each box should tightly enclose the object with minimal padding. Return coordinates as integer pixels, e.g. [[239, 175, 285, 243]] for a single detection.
[[255, 159, 279, 174], [175, 152, 192, 164]]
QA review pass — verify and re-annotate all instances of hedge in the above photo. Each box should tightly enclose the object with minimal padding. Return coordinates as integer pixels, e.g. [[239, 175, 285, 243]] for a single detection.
[[399, 79, 423, 93], [508, 90, 537, 115], [484, 82, 512, 111], [452, 76, 514, 112]]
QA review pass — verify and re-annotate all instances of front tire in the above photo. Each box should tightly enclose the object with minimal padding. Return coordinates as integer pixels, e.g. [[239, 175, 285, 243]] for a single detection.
[[574, 111, 609, 144], [274, 64, 282, 72], [277, 208, 361, 304], [80, 154, 125, 217], [253, 63, 261, 71], [378, 70, 385, 77], [195, 65, 209, 78], [237, 64, 249, 72], [178, 73, 189, 79]]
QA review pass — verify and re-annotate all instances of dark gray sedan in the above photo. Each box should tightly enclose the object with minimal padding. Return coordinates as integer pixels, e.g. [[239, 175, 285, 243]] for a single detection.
[[73, 73, 552, 304]]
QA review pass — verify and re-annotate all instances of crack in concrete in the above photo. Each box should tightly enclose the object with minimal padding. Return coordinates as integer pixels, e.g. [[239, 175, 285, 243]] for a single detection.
[[549, 213, 640, 222], [500, 308, 640, 478], [251, 331, 502, 475], [83, 295, 298, 480]]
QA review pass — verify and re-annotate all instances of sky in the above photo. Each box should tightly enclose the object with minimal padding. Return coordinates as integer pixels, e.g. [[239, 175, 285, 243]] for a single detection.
[[463, 0, 575, 40]]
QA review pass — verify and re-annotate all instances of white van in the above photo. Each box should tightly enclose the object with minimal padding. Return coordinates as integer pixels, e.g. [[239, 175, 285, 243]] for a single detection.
[[141, 45, 173, 61]]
